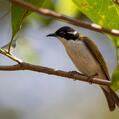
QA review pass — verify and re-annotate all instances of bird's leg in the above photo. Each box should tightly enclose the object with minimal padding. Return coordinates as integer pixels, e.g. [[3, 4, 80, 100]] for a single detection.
[[68, 71, 98, 83], [68, 71, 87, 81], [68, 71, 86, 76], [86, 73, 98, 84]]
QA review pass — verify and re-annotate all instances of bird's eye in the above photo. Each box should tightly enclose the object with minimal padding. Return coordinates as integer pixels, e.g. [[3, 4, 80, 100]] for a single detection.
[[59, 31, 65, 36]]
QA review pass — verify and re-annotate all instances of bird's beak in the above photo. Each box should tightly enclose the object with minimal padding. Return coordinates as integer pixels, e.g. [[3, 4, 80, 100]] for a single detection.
[[47, 33, 56, 37]]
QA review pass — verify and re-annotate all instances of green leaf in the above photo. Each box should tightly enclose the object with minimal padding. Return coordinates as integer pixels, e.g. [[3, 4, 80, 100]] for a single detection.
[[111, 67, 119, 91], [73, 0, 119, 47], [12, 0, 46, 37]]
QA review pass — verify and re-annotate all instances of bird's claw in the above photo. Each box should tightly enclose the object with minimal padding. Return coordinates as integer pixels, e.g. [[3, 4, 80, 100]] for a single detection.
[[68, 71, 85, 76], [87, 73, 98, 84], [68, 71, 86, 81]]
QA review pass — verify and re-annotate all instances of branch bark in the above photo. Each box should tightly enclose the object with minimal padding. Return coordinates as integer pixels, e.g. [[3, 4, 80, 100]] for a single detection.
[[10, 0, 119, 36], [0, 62, 111, 86]]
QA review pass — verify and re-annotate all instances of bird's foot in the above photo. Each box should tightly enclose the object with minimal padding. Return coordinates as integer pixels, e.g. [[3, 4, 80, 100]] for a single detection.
[[87, 73, 98, 84], [68, 71, 85, 76], [68, 71, 86, 81]]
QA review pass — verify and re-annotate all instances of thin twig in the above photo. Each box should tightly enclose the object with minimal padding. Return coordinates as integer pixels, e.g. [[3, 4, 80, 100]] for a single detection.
[[0, 48, 22, 63], [0, 62, 111, 86], [10, 0, 119, 36]]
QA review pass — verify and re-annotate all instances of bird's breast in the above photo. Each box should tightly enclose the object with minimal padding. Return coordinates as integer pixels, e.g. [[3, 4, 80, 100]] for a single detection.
[[64, 40, 101, 76]]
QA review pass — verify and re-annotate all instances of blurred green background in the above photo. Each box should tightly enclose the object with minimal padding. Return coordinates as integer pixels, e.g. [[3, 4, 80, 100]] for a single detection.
[[0, 0, 119, 119]]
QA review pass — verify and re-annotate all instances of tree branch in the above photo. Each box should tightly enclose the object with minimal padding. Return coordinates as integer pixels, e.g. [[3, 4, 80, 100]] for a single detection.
[[4, 0, 111, 87], [0, 62, 111, 86], [11, 0, 119, 36]]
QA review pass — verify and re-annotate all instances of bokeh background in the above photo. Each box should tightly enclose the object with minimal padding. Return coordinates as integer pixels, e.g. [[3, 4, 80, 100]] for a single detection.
[[0, 0, 119, 119]]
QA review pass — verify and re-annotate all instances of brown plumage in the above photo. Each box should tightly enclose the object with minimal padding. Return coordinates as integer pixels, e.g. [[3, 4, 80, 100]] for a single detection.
[[81, 36, 119, 111]]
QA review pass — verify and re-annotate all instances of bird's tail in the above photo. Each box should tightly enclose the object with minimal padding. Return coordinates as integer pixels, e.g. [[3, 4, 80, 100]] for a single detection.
[[101, 87, 119, 111]]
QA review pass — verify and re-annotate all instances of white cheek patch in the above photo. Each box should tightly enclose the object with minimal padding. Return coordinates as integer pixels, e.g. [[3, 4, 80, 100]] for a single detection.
[[73, 31, 78, 35], [68, 31, 78, 35]]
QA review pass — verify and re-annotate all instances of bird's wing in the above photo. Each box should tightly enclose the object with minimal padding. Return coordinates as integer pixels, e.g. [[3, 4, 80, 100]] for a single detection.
[[80, 36, 110, 80]]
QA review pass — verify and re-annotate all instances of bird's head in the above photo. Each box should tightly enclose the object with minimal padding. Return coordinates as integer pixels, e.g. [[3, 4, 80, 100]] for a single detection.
[[47, 26, 79, 41]]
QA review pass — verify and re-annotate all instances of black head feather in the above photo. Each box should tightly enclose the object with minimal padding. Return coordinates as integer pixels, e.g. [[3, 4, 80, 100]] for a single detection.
[[55, 26, 79, 40], [47, 26, 79, 40]]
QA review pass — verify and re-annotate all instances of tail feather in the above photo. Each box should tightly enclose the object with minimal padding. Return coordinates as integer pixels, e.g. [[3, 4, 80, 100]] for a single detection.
[[101, 87, 119, 111], [110, 89, 119, 106]]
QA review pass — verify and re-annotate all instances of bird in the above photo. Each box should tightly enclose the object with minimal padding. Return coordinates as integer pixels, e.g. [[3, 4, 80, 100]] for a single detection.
[[47, 26, 119, 111]]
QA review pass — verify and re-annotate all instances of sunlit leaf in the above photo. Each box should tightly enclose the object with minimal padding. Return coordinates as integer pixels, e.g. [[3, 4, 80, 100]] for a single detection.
[[73, 0, 119, 47]]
